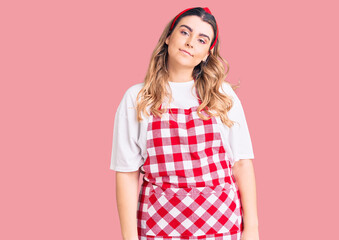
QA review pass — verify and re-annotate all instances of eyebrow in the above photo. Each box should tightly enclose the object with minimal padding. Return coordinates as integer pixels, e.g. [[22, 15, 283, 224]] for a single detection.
[[179, 24, 211, 41]]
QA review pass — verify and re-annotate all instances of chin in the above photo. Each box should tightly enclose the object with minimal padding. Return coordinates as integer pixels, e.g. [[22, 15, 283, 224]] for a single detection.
[[176, 58, 194, 66]]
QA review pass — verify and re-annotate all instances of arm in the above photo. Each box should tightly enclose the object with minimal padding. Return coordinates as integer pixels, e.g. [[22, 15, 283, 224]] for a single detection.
[[232, 159, 259, 238], [116, 170, 140, 240]]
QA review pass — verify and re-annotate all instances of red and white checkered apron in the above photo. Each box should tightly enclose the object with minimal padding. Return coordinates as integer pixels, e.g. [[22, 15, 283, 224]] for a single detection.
[[137, 81, 243, 240]]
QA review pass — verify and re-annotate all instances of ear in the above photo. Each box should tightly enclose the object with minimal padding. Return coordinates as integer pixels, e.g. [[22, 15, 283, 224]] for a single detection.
[[165, 35, 171, 45], [203, 51, 210, 61]]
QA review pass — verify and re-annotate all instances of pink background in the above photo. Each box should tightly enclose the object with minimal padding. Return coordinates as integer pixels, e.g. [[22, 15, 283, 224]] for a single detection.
[[1, 0, 338, 239]]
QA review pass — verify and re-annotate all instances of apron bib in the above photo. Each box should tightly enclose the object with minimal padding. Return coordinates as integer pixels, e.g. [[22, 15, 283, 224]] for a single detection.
[[137, 79, 243, 239]]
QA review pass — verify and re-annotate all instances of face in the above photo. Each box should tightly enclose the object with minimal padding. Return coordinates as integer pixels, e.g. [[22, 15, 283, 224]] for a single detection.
[[165, 15, 214, 69]]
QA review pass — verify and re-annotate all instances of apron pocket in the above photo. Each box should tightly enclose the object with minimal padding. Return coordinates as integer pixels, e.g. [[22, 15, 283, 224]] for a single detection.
[[145, 186, 241, 237]]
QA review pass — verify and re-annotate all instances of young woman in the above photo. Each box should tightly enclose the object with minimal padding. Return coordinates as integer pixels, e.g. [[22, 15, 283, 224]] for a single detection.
[[110, 7, 259, 240]]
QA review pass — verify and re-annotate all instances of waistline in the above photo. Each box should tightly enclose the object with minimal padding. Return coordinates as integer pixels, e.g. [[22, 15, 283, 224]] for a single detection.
[[141, 178, 237, 196]]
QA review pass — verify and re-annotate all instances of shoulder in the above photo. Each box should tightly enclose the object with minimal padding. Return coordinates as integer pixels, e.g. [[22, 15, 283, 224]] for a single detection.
[[116, 82, 152, 119], [120, 82, 145, 106], [219, 81, 239, 103], [124, 82, 144, 100]]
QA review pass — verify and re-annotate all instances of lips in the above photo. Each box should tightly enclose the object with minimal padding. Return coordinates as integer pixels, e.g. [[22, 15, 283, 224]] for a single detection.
[[180, 49, 193, 57]]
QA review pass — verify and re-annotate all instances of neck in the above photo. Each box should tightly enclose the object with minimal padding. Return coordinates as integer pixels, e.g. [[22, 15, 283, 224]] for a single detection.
[[166, 60, 194, 83]]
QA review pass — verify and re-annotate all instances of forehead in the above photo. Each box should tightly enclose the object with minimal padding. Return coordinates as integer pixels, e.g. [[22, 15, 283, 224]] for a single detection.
[[175, 15, 214, 38]]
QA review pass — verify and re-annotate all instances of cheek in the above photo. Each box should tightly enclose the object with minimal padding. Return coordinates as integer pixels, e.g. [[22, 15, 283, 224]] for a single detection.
[[168, 41, 181, 53], [195, 52, 206, 60], [167, 45, 176, 55]]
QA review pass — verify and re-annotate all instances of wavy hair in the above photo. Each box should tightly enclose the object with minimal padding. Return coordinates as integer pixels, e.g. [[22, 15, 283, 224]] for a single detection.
[[135, 7, 240, 128]]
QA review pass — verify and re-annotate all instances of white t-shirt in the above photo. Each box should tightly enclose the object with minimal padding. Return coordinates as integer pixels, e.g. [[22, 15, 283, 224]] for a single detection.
[[110, 80, 254, 172]]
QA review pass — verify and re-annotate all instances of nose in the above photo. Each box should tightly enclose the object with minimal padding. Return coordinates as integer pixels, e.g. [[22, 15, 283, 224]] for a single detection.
[[186, 39, 193, 48]]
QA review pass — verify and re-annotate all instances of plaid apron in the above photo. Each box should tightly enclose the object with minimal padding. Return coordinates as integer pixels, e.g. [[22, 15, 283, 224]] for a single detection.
[[137, 80, 243, 240]]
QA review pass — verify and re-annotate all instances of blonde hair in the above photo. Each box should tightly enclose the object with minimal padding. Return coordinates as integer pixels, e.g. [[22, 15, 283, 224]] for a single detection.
[[135, 8, 240, 128]]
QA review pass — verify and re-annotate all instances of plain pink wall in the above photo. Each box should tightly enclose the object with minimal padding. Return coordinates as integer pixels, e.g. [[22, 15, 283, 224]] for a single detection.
[[1, 0, 338, 239]]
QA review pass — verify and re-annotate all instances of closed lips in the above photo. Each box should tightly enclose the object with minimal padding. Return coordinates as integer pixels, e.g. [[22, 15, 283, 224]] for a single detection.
[[180, 49, 192, 56]]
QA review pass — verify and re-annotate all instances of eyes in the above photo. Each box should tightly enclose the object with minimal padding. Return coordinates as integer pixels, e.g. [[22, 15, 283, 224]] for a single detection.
[[180, 30, 206, 44]]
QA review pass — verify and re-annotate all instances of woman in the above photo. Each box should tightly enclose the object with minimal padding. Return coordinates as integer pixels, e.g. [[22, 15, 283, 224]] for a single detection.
[[110, 7, 259, 240]]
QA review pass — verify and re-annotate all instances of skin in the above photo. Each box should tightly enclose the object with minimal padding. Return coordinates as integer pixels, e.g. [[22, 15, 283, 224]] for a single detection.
[[165, 15, 213, 83], [232, 159, 260, 240], [116, 15, 259, 240], [116, 170, 140, 240]]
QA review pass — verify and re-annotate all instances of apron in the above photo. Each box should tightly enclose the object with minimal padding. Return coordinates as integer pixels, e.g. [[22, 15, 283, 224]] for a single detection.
[[137, 79, 243, 240]]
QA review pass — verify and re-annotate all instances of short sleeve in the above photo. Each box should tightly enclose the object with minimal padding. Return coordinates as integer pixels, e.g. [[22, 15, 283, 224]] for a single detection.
[[221, 82, 255, 162], [110, 86, 144, 172]]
